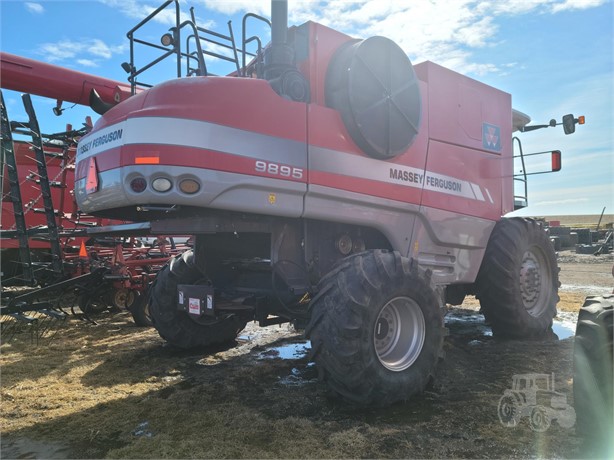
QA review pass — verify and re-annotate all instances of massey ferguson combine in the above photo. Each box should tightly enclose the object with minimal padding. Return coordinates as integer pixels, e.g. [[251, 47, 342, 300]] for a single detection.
[[74, 0, 583, 404]]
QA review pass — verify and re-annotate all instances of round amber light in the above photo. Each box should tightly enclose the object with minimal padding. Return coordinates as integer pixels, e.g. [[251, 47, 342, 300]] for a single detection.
[[179, 179, 200, 194]]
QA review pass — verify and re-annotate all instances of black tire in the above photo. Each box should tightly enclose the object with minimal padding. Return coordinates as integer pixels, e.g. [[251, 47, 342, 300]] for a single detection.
[[149, 250, 247, 349], [305, 250, 444, 406], [573, 295, 613, 456], [498, 393, 521, 427], [475, 218, 558, 338], [529, 405, 551, 432], [129, 289, 152, 327]]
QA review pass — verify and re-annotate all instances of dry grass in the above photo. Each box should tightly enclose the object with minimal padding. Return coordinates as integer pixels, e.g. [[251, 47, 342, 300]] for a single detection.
[[1, 254, 606, 458]]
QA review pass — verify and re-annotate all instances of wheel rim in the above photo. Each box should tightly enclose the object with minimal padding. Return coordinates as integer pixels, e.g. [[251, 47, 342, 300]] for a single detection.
[[373, 296, 425, 372], [519, 247, 551, 317], [498, 395, 519, 425], [112, 288, 135, 309], [530, 406, 550, 432]]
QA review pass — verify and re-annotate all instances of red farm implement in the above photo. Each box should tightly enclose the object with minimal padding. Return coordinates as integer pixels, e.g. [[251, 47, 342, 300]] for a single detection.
[[0, 54, 186, 338]]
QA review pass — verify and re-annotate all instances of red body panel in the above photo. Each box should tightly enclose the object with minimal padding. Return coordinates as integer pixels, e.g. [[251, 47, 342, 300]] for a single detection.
[[75, 22, 516, 227]]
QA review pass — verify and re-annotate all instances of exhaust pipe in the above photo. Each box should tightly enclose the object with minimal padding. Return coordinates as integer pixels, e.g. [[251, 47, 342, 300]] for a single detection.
[[271, 0, 288, 46], [264, 0, 292, 78], [264, 0, 310, 102]]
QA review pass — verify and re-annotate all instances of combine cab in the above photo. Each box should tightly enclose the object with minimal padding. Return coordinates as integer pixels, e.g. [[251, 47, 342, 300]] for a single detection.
[[73, 0, 583, 404]]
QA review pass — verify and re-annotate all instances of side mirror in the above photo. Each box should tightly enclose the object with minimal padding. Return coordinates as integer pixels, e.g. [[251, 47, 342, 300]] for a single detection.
[[562, 114, 575, 134], [562, 114, 585, 135]]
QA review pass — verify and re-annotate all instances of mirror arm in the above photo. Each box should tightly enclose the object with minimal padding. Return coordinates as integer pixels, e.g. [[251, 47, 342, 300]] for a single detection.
[[520, 124, 550, 132]]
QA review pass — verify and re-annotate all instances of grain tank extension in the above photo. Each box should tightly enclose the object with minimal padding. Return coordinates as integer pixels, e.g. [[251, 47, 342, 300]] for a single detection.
[[75, 0, 582, 405]]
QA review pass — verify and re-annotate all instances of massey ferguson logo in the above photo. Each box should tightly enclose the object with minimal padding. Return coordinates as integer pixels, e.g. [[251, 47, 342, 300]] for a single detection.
[[483, 123, 501, 152], [78, 128, 123, 155]]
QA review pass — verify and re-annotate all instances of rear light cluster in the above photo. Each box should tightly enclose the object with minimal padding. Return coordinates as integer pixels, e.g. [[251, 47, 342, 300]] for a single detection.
[[129, 176, 200, 194]]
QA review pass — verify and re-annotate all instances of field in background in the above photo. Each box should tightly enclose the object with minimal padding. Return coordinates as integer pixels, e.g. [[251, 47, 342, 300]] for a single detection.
[[537, 214, 614, 228]]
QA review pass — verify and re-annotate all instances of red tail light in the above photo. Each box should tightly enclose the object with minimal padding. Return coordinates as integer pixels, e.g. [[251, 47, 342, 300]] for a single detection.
[[85, 157, 99, 194], [551, 150, 562, 172]]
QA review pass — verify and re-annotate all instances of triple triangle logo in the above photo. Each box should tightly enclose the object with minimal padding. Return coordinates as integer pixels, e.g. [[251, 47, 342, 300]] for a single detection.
[[482, 123, 501, 152]]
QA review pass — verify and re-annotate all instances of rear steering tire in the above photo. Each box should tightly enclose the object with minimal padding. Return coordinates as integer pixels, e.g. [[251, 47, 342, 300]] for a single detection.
[[573, 295, 613, 456], [305, 250, 444, 406], [149, 250, 247, 349], [475, 218, 559, 338]]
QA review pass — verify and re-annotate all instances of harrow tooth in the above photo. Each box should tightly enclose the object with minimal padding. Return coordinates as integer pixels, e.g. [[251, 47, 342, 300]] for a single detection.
[[9, 312, 38, 324], [40, 309, 67, 320]]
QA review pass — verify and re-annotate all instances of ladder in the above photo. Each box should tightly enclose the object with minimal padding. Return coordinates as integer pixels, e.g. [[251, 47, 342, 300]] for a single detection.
[[1, 90, 36, 285], [12, 94, 65, 279]]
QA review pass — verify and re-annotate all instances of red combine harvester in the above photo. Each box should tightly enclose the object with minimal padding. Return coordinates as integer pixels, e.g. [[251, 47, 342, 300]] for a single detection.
[[1, 54, 188, 327], [10, 0, 584, 403]]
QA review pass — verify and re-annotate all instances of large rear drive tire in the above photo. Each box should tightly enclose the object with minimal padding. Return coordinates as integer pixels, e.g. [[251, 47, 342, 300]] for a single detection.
[[573, 295, 613, 456], [305, 250, 444, 406], [475, 218, 559, 338], [150, 250, 247, 349]]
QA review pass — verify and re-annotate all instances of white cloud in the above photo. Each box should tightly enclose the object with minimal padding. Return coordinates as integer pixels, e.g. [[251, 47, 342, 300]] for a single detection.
[[77, 59, 99, 68], [98, 0, 210, 26], [292, 0, 607, 76], [551, 0, 607, 13], [533, 197, 590, 206], [198, 0, 269, 16], [24, 2, 44, 14], [38, 39, 125, 64], [97, 0, 606, 78]]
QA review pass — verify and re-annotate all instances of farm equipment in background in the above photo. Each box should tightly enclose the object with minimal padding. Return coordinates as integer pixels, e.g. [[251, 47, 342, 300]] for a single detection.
[[71, 0, 584, 405], [0, 56, 187, 337]]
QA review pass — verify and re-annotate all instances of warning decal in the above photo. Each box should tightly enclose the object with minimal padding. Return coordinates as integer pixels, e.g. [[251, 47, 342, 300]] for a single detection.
[[188, 297, 201, 315]]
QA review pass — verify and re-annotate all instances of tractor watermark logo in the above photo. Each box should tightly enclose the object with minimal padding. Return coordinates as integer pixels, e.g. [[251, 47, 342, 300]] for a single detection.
[[498, 373, 575, 432]]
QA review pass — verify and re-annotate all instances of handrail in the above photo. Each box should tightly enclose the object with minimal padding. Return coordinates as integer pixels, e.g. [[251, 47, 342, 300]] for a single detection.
[[123, 1, 270, 88], [512, 136, 528, 209], [125, 0, 181, 93], [242, 13, 271, 77]]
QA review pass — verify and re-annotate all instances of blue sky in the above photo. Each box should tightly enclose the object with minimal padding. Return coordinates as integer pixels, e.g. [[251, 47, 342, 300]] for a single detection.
[[1, 0, 612, 216]]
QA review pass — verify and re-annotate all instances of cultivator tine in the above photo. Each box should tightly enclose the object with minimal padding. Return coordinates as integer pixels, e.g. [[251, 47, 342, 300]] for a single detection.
[[1, 312, 39, 344], [0, 309, 68, 345], [36, 309, 68, 343]]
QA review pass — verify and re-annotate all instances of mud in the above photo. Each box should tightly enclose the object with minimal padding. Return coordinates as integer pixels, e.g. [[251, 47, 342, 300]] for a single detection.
[[1, 253, 612, 458]]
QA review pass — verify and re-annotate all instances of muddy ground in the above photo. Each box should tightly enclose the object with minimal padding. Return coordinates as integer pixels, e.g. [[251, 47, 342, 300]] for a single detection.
[[1, 251, 612, 459]]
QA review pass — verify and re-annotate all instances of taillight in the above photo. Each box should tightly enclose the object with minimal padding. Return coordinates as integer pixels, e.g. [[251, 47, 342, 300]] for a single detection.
[[85, 157, 99, 194], [551, 150, 562, 172], [179, 179, 200, 194], [152, 177, 172, 192], [130, 177, 147, 193]]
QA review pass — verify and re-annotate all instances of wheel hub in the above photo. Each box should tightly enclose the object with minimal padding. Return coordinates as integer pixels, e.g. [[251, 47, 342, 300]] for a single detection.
[[373, 296, 425, 372], [375, 317, 390, 340], [520, 249, 550, 316]]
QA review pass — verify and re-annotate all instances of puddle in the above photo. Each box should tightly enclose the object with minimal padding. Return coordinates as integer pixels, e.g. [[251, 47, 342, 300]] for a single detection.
[[1, 438, 72, 459], [445, 311, 492, 338], [278, 364, 318, 386], [552, 311, 577, 339], [446, 309, 577, 341], [258, 341, 311, 360]]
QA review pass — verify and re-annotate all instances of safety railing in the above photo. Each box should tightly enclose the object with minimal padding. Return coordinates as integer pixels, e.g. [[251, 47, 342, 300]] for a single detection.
[[123, 0, 272, 92]]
